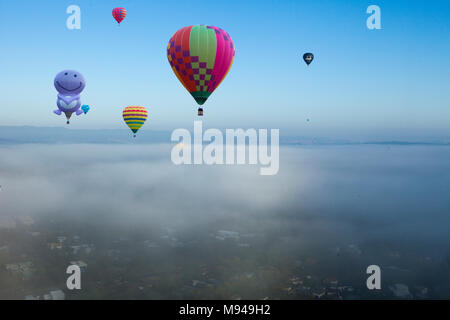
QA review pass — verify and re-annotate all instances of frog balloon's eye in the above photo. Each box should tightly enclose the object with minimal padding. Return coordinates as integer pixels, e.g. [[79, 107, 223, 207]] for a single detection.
[[65, 73, 68, 75], [74, 74, 77, 77]]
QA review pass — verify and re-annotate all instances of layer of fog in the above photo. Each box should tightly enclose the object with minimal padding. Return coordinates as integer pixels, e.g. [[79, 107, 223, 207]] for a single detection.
[[1, 144, 449, 254]]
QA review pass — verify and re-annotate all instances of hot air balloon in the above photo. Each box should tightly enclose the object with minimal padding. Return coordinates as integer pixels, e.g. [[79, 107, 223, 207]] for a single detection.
[[53, 70, 86, 124], [303, 53, 314, 66], [123, 106, 148, 138], [112, 7, 127, 25], [81, 105, 90, 114], [167, 25, 235, 116]]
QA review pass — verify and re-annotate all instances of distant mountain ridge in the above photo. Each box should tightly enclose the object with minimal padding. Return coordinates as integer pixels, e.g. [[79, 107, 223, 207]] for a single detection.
[[0, 126, 170, 144], [0, 126, 448, 146]]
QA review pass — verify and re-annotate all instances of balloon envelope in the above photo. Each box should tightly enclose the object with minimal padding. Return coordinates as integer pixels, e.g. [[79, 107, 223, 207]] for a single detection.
[[303, 53, 314, 66], [81, 105, 90, 114], [112, 7, 127, 24], [167, 25, 235, 106], [123, 106, 148, 134]]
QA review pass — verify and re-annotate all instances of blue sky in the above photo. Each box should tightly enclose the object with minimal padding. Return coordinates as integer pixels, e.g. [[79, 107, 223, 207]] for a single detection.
[[0, 0, 449, 139]]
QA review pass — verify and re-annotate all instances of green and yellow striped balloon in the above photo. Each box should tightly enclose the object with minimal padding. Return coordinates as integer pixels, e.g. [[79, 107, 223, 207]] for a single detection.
[[123, 106, 148, 137]]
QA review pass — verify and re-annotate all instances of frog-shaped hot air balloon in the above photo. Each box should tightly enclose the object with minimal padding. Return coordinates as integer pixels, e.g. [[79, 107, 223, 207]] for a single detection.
[[53, 70, 86, 124]]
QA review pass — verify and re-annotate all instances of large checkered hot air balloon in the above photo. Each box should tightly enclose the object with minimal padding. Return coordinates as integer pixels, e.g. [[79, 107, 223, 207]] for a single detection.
[[123, 106, 148, 138], [112, 7, 127, 25], [167, 25, 235, 116]]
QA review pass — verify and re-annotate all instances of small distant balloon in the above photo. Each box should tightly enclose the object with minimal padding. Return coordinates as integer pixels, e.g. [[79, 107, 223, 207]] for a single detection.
[[81, 105, 90, 114], [112, 7, 127, 25], [123, 106, 148, 138], [303, 53, 314, 66]]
